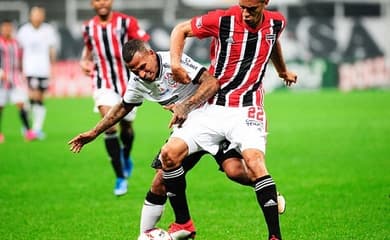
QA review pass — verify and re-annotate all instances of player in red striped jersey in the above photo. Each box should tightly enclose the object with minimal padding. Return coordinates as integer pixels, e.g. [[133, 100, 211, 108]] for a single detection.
[[0, 19, 37, 143], [80, 0, 150, 196], [162, 0, 297, 239]]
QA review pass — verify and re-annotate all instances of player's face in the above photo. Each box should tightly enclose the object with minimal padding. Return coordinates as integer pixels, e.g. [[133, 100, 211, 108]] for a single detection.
[[91, 0, 113, 18], [126, 50, 158, 82], [239, 0, 268, 28], [30, 7, 45, 28], [0, 22, 13, 38]]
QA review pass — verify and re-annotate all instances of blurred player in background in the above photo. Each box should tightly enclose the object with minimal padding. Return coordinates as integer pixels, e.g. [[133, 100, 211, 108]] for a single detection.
[[0, 19, 37, 143], [163, 0, 298, 239], [80, 0, 150, 196], [17, 6, 58, 140]]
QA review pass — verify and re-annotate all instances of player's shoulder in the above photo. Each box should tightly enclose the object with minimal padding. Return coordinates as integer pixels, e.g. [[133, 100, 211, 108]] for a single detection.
[[113, 11, 137, 21], [264, 10, 286, 22]]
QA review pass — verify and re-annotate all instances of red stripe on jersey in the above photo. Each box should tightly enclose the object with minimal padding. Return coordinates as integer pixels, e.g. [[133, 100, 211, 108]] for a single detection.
[[0, 37, 21, 88]]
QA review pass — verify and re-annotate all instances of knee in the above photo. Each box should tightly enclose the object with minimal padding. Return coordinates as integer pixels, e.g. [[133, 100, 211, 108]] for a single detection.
[[160, 144, 185, 170]]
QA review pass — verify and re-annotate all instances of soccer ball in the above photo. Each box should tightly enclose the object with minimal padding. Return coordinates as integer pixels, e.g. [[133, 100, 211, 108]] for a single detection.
[[138, 228, 173, 240]]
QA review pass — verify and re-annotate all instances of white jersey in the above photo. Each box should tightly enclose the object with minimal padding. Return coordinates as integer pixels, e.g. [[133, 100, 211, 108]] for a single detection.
[[123, 51, 206, 106], [17, 22, 57, 77]]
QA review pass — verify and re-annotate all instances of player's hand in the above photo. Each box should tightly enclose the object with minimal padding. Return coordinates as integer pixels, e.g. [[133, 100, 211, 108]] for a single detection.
[[164, 103, 190, 128], [80, 60, 94, 77], [171, 65, 191, 84], [68, 130, 97, 153], [279, 71, 297, 87]]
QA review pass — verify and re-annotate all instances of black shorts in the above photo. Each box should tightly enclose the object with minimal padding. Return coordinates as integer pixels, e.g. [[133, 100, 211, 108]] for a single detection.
[[27, 76, 49, 91], [150, 140, 242, 172]]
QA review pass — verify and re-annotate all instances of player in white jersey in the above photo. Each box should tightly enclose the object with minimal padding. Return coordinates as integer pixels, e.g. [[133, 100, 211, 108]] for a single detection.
[[17, 6, 58, 139], [68, 40, 271, 236]]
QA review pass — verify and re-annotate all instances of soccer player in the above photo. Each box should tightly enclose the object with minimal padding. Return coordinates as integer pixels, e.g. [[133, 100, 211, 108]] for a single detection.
[[79, 0, 150, 196], [69, 40, 286, 237], [162, 0, 298, 239], [0, 19, 37, 143], [17, 6, 58, 139]]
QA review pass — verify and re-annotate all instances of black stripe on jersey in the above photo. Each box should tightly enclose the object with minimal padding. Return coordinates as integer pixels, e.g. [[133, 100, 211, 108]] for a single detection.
[[273, 20, 283, 36], [120, 18, 127, 45], [216, 31, 258, 106], [214, 16, 231, 78], [123, 99, 142, 107], [102, 28, 119, 93], [158, 95, 179, 106]]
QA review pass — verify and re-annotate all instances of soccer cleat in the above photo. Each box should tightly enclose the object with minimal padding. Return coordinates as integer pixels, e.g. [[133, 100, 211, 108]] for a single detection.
[[277, 192, 286, 214], [114, 178, 128, 196], [168, 219, 196, 240], [24, 130, 38, 141], [34, 130, 46, 140], [269, 235, 280, 240], [0, 133, 4, 143]]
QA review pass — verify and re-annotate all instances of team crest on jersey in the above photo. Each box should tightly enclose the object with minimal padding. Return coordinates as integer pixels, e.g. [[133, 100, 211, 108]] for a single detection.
[[195, 17, 203, 29], [164, 73, 178, 88], [266, 34, 276, 46]]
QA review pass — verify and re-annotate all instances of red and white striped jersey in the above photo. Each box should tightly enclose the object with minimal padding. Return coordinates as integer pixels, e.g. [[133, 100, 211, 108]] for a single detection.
[[0, 36, 22, 89], [82, 12, 150, 96], [191, 6, 286, 107]]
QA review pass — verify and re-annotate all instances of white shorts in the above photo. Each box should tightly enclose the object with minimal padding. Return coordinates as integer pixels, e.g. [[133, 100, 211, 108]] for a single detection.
[[93, 88, 137, 121], [171, 104, 267, 155], [0, 87, 28, 106]]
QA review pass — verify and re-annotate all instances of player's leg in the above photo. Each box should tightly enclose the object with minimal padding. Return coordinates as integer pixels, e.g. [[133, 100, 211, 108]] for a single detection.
[[11, 87, 36, 141], [99, 105, 127, 196], [0, 88, 5, 143], [119, 117, 135, 178], [160, 137, 196, 239], [28, 77, 47, 138], [140, 149, 206, 234], [242, 149, 281, 239], [229, 107, 282, 239]]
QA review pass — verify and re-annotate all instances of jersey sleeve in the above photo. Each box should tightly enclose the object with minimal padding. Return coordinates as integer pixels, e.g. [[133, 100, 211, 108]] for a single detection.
[[180, 53, 207, 84], [190, 10, 223, 39], [127, 16, 150, 42], [122, 73, 144, 106], [81, 22, 93, 51]]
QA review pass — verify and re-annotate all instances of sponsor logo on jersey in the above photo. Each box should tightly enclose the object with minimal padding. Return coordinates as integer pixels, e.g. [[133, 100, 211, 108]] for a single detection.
[[181, 57, 199, 71]]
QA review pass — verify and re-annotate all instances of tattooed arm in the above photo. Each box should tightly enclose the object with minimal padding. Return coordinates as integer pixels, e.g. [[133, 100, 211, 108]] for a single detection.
[[166, 70, 219, 128], [68, 102, 134, 153]]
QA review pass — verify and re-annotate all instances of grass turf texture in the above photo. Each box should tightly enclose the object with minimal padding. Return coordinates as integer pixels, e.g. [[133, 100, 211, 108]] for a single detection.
[[0, 90, 389, 239]]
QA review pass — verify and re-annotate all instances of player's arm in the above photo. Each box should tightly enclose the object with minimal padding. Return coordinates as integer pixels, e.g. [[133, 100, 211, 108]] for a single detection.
[[170, 20, 194, 84], [79, 46, 94, 76], [270, 40, 297, 87], [167, 70, 219, 128], [68, 102, 134, 153]]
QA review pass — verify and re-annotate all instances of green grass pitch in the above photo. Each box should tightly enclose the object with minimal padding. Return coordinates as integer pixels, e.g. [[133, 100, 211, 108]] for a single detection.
[[0, 90, 389, 239]]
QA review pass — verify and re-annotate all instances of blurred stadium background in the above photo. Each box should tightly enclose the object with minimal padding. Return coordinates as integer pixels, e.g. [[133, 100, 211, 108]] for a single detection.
[[0, 0, 389, 96]]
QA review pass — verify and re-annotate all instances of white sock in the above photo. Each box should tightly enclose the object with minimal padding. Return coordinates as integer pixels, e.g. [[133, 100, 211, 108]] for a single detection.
[[140, 200, 165, 234], [32, 104, 46, 132]]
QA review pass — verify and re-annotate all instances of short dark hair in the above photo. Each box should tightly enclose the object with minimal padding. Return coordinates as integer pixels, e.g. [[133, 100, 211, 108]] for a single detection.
[[122, 39, 148, 63], [0, 19, 13, 24]]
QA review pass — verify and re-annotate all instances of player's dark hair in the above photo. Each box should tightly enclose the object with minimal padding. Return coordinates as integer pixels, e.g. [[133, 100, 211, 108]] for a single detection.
[[122, 39, 147, 63], [0, 19, 13, 24]]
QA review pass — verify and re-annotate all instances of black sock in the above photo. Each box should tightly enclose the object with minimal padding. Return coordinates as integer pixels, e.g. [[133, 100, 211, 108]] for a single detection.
[[145, 190, 167, 205], [254, 175, 281, 239], [104, 132, 124, 178], [163, 166, 190, 224], [120, 125, 134, 160], [19, 108, 30, 130]]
